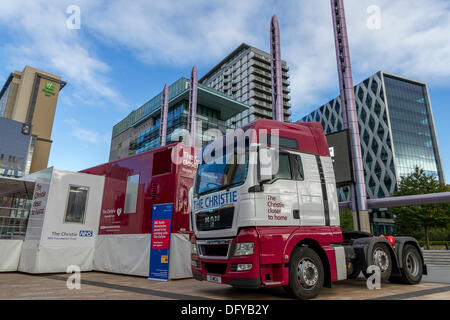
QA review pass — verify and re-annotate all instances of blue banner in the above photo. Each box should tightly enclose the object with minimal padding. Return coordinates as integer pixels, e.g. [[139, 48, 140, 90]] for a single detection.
[[148, 203, 173, 281]]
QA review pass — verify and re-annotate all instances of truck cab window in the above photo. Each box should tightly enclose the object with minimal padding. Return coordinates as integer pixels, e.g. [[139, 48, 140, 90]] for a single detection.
[[273, 153, 292, 180], [291, 154, 304, 181]]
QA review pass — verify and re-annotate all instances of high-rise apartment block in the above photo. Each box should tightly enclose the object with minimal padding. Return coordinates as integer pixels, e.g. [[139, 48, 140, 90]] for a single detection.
[[200, 43, 292, 127], [0, 66, 65, 176]]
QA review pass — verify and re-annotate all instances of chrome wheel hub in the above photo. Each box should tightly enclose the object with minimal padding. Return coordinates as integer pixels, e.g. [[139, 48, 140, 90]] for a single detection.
[[297, 258, 319, 288], [373, 249, 389, 272]]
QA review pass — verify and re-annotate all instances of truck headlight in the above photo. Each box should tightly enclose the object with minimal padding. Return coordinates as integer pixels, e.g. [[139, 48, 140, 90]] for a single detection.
[[233, 242, 254, 256], [191, 243, 199, 256]]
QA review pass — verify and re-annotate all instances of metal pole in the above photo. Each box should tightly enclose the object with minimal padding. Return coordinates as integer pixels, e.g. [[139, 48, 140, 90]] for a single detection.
[[339, 192, 450, 209], [159, 84, 169, 147], [187, 66, 198, 147], [270, 15, 284, 122], [330, 0, 370, 232]]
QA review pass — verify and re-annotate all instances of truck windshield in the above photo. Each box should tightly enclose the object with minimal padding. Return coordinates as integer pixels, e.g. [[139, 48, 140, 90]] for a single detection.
[[194, 147, 249, 196]]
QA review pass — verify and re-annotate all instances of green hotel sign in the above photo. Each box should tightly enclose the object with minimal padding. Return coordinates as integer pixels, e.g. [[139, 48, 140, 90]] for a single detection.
[[42, 81, 56, 97]]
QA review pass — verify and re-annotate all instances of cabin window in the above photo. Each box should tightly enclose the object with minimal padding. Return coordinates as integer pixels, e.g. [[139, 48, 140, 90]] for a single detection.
[[124, 174, 139, 214], [273, 153, 292, 180], [291, 154, 305, 181], [64, 186, 89, 223], [259, 133, 299, 150]]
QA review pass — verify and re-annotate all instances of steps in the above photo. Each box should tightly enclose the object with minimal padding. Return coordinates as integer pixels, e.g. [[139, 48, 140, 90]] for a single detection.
[[422, 250, 450, 265]]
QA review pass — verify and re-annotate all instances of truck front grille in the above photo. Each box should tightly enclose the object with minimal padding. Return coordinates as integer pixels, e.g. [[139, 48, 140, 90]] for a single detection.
[[197, 239, 232, 259], [201, 244, 229, 257]]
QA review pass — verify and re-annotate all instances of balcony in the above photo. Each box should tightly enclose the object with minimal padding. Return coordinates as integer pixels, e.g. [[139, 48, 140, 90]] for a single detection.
[[283, 94, 291, 101], [252, 90, 272, 103], [251, 98, 273, 111], [251, 82, 272, 95], [253, 52, 271, 64], [283, 87, 290, 93], [250, 67, 272, 80], [282, 78, 290, 86], [251, 60, 271, 72], [250, 74, 272, 86]]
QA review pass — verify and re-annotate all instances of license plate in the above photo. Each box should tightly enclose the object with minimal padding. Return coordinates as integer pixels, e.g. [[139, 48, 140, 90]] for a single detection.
[[207, 274, 222, 284]]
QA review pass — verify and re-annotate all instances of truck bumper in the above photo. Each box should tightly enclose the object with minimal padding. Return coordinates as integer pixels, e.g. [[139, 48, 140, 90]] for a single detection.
[[192, 270, 261, 289], [191, 228, 262, 289]]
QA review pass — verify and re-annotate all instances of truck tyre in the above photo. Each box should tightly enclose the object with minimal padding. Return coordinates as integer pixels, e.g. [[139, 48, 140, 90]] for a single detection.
[[363, 243, 392, 282], [392, 244, 423, 285], [287, 246, 324, 300]]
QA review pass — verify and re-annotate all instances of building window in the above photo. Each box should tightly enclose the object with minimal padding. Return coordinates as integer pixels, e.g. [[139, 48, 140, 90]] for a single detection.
[[124, 174, 139, 214], [64, 186, 89, 223]]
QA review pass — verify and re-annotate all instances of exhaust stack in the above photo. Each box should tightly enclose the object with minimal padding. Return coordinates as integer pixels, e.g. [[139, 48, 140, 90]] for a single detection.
[[270, 15, 284, 122], [187, 66, 198, 147], [159, 84, 169, 147]]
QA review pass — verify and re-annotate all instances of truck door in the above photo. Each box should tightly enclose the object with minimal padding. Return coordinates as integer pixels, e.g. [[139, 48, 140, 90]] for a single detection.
[[293, 153, 326, 226], [254, 151, 299, 225]]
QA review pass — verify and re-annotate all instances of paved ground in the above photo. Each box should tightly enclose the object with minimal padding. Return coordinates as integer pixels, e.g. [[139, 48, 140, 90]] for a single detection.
[[423, 265, 450, 284], [0, 271, 449, 300]]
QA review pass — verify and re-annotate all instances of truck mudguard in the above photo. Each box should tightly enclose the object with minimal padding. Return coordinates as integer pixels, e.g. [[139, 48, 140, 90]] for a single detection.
[[351, 237, 401, 276]]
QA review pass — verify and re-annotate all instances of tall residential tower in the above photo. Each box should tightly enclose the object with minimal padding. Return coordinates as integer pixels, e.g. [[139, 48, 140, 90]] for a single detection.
[[200, 43, 292, 128]]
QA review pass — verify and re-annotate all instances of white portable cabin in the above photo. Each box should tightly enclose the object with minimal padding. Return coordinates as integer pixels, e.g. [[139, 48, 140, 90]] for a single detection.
[[0, 167, 105, 273]]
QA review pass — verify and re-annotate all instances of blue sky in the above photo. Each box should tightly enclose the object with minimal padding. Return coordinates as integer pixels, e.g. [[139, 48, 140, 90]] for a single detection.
[[0, 0, 449, 180]]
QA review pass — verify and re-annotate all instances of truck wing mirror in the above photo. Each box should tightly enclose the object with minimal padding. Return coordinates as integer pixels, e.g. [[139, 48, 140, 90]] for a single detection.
[[258, 147, 279, 184]]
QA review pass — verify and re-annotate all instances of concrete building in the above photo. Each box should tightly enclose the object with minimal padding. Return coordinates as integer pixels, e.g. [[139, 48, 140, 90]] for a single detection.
[[0, 66, 66, 176], [109, 77, 249, 161], [200, 43, 292, 127], [301, 71, 444, 235]]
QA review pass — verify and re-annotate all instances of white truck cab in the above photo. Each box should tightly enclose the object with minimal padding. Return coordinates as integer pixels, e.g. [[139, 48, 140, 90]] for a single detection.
[[190, 119, 426, 299]]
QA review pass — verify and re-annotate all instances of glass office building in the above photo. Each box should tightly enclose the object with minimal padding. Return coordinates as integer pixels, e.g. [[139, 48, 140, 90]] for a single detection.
[[301, 71, 444, 235], [109, 78, 249, 161]]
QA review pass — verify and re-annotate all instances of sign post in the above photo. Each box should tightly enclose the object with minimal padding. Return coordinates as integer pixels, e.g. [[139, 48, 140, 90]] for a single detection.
[[148, 203, 173, 281]]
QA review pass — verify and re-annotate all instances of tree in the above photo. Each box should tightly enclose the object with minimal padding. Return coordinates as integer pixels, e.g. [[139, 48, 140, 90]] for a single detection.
[[392, 167, 450, 249], [339, 209, 354, 232]]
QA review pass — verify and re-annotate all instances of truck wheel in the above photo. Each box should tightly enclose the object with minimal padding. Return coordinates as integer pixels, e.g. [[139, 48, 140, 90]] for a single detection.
[[398, 244, 423, 284], [364, 243, 392, 282], [288, 247, 324, 300]]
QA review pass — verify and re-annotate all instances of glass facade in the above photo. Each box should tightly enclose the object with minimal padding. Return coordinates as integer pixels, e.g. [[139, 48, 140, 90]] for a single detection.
[[0, 82, 10, 117], [383, 75, 442, 180], [301, 71, 444, 235], [132, 102, 230, 154]]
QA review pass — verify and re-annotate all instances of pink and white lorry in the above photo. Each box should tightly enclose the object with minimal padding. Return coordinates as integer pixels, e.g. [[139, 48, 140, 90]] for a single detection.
[[190, 119, 426, 299]]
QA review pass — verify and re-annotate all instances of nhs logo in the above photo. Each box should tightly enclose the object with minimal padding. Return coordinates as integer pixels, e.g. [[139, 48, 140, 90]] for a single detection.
[[79, 230, 93, 237]]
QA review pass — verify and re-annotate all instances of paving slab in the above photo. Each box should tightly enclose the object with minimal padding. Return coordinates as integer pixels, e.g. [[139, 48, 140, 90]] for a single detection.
[[0, 272, 449, 300]]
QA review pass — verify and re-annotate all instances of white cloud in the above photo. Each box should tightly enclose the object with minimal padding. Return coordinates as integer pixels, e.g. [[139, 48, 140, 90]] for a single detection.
[[64, 118, 109, 144], [84, 0, 450, 118], [279, 0, 450, 118], [86, 0, 264, 66], [0, 0, 126, 109], [1, 0, 449, 121]]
